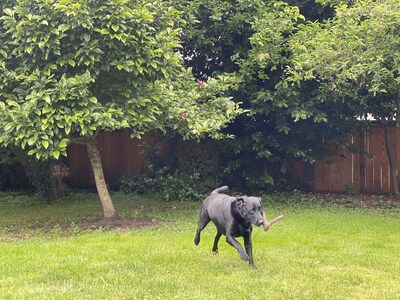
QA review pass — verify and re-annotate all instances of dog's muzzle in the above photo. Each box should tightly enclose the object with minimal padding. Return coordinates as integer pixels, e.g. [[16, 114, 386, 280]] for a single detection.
[[255, 218, 264, 227]]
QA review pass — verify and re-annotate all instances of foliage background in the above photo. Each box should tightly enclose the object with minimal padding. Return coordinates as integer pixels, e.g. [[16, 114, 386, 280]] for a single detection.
[[1, 0, 399, 196]]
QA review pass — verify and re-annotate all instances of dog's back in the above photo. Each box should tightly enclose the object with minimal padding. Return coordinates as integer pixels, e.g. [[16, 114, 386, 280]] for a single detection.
[[203, 186, 234, 226], [204, 186, 231, 207]]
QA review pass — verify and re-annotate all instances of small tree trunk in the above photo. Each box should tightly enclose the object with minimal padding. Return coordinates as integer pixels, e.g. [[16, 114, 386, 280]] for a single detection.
[[86, 139, 116, 219], [383, 122, 399, 194]]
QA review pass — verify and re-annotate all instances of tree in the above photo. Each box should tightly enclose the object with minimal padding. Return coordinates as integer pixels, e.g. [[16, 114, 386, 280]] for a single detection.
[[0, 0, 241, 217], [177, 0, 349, 189], [289, 0, 400, 193]]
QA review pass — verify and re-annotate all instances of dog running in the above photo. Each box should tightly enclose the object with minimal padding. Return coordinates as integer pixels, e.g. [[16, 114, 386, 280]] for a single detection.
[[194, 186, 265, 268]]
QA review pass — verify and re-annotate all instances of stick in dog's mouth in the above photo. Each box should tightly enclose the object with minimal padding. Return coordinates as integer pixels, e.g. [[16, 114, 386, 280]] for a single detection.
[[262, 211, 285, 232]]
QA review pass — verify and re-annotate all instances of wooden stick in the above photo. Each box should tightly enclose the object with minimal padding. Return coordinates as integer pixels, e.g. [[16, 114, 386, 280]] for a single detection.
[[262, 211, 285, 232]]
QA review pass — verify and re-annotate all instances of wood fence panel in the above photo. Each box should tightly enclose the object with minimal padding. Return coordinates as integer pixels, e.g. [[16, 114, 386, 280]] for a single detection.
[[312, 136, 360, 192], [363, 126, 391, 193], [98, 131, 128, 188], [66, 132, 176, 189], [289, 159, 306, 179], [66, 143, 93, 188], [288, 159, 314, 191], [353, 134, 361, 192], [124, 131, 146, 177]]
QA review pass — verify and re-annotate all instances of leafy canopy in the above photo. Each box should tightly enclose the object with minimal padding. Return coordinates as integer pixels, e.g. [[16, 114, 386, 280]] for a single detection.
[[289, 0, 400, 121], [0, 0, 241, 160], [179, 0, 334, 164]]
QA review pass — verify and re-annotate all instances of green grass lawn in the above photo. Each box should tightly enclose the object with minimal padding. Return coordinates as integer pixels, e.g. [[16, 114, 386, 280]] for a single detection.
[[0, 191, 399, 299]]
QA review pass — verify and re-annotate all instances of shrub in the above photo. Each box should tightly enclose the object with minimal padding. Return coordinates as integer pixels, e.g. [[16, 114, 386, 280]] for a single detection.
[[119, 143, 216, 201], [342, 183, 359, 195], [119, 165, 166, 196], [0, 163, 18, 191], [120, 164, 206, 201], [24, 160, 55, 202]]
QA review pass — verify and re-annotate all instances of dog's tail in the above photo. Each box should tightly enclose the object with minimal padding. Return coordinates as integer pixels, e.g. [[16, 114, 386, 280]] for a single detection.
[[211, 186, 229, 195]]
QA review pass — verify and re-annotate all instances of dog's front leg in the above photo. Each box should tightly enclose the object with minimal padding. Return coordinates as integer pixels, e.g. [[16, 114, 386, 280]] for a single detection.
[[243, 234, 256, 268], [226, 232, 249, 261]]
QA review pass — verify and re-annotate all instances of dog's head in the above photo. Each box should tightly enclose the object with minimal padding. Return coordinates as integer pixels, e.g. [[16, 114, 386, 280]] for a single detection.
[[233, 196, 264, 227]]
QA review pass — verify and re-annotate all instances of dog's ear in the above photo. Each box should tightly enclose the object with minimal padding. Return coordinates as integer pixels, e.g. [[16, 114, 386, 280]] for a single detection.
[[236, 197, 245, 208], [258, 197, 263, 209], [232, 197, 245, 217]]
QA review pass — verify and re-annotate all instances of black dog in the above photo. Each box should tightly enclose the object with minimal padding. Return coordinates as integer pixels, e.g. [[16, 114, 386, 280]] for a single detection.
[[194, 186, 264, 267]]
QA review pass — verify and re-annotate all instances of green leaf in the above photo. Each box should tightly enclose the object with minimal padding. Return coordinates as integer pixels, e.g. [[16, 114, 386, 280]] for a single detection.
[[59, 139, 69, 148], [26, 46, 34, 54], [27, 149, 36, 156], [82, 33, 90, 42], [42, 107, 53, 114], [3, 8, 14, 17], [28, 137, 36, 146], [42, 140, 49, 149], [53, 150, 60, 159], [43, 95, 51, 104], [57, 24, 70, 32], [68, 59, 76, 67], [4, 123, 13, 131]]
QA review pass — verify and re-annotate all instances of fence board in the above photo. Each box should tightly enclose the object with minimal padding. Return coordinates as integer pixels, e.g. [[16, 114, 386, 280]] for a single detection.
[[66, 143, 93, 188], [363, 126, 390, 193], [312, 136, 360, 193]]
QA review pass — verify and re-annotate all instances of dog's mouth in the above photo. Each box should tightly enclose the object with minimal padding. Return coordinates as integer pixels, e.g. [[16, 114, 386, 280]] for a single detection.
[[254, 219, 264, 227]]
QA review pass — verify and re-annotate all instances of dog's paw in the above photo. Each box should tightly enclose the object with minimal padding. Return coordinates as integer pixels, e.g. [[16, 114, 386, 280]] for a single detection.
[[249, 263, 257, 269], [239, 252, 249, 261]]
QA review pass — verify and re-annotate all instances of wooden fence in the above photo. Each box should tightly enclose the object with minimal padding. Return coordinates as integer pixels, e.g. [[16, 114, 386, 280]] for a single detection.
[[14, 124, 400, 194], [292, 124, 398, 193], [65, 132, 178, 189]]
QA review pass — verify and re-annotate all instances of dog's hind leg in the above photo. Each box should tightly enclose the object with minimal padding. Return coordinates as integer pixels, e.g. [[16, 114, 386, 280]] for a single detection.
[[194, 210, 210, 246], [212, 230, 222, 254]]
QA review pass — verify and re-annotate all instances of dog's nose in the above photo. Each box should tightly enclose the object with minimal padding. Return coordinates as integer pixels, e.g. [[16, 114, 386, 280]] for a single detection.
[[255, 219, 264, 227]]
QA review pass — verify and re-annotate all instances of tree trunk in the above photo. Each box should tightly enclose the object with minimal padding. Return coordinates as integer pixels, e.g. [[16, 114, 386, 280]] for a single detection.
[[383, 122, 399, 194], [86, 139, 116, 219]]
